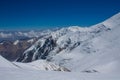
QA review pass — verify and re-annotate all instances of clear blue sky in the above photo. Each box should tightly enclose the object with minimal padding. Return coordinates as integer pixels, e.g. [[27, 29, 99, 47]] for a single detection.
[[0, 0, 120, 30]]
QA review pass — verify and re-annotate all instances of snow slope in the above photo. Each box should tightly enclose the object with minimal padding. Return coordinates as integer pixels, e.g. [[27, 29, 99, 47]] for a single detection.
[[0, 68, 120, 80], [0, 53, 120, 80], [87, 25, 120, 73], [14, 60, 70, 71], [0, 55, 17, 68], [51, 12, 120, 73], [0, 12, 120, 80], [16, 12, 120, 74], [0, 30, 52, 39], [0, 55, 119, 80]]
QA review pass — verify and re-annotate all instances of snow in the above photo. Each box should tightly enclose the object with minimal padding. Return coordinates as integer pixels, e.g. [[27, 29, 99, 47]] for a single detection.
[[1, 12, 120, 80], [0, 32, 12, 38], [27, 39, 34, 43], [67, 26, 90, 32], [0, 54, 119, 80], [13, 40, 19, 45], [17, 12, 120, 73], [0, 42, 3, 45], [52, 37, 120, 73], [0, 29, 53, 41], [0, 67, 120, 80], [0, 55, 17, 68], [50, 12, 120, 74], [16, 30, 53, 38], [17, 30, 40, 38], [103, 12, 120, 28], [0, 54, 120, 80], [13, 60, 68, 71]]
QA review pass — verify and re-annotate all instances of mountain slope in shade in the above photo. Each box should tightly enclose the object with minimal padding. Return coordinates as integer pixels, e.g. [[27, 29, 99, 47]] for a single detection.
[[0, 38, 37, 61]]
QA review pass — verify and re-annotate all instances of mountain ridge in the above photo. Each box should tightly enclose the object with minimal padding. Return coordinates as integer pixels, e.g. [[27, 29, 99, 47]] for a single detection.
[[14, 12, 120, 73]]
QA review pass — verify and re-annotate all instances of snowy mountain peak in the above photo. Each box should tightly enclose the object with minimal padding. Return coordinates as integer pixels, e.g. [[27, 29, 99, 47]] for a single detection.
[[67, 26, 89, 32], [102, 12, 120, 28], [15, 12, 120, 74]]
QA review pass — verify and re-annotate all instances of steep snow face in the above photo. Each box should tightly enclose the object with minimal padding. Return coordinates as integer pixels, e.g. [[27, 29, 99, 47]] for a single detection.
[[1, 12, 120, 80]]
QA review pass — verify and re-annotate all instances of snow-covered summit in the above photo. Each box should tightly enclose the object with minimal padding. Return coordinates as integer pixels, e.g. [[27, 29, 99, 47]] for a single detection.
[[67, 26, 90, 32], [103, 12, 120, 28]]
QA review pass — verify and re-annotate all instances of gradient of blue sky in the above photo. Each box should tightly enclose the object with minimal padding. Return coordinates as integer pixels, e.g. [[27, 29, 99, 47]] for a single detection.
[[0, 0, 120, 30]]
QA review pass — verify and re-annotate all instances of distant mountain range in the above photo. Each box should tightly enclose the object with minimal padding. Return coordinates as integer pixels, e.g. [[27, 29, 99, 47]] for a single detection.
[[0, 29, 54, 61], [0, 30, 54, 41]]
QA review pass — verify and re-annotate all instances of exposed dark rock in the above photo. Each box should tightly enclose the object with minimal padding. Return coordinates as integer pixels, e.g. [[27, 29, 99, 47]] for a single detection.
[[82, 69, 98, 73], [16, 36, 56, 62], [0, 38, 37, 61]]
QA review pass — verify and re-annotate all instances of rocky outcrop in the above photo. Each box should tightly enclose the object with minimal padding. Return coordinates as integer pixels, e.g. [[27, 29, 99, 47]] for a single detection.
[[0, 38, 37, 61], [17, 36, 56, 62]]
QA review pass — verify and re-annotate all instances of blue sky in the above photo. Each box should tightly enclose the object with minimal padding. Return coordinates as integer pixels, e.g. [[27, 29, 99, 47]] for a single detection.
[[0, 0, 120, 30]]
